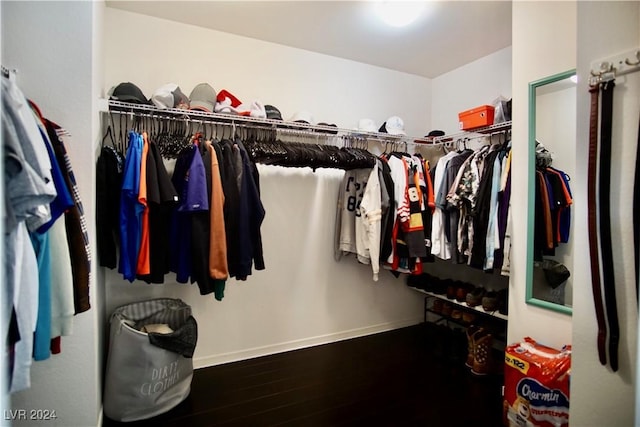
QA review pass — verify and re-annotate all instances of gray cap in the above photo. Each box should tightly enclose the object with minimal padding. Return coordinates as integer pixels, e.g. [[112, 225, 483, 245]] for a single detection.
[[265, 105, 282, 120], [189, 83, 217, 112]]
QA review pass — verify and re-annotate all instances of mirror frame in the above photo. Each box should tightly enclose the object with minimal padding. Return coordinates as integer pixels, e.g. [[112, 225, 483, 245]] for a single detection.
[[526, 69, 576, 315]]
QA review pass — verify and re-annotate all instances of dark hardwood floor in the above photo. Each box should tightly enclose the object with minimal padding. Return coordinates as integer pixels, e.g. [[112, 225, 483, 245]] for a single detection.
[[103, 323, 504, 427]]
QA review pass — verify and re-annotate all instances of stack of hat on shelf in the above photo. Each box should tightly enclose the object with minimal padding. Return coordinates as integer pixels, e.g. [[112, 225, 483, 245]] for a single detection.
[[108, 82, 414, 137]]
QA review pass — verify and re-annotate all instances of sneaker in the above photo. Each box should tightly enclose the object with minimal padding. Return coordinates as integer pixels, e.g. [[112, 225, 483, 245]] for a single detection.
[[466, 287, 486, 307], [482, 291, 499, 312], [472, 330, 494, 375]]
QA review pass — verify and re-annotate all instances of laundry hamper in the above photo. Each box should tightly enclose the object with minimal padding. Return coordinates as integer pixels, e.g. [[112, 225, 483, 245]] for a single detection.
[[103, 298, 198, 422]]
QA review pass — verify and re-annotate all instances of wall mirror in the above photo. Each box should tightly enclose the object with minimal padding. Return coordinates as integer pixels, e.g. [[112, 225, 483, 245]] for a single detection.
[[526, 69, 576, 315]]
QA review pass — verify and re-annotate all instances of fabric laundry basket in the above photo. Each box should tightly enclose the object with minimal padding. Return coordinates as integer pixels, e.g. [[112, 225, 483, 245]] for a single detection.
[[103, 298, 197, 422]]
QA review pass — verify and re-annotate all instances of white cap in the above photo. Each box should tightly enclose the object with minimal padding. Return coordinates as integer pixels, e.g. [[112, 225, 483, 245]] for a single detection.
[[239, 100, 267, 119], [152, 83, 190, 109], [357, 118, 378, 133], [288, 111, 315, 125], [382, 116, 406, 135]]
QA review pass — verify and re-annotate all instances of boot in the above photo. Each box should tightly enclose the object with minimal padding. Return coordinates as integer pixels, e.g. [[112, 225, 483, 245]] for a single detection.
[[472, 330, 494, 375], [465, 325, 483, 368]]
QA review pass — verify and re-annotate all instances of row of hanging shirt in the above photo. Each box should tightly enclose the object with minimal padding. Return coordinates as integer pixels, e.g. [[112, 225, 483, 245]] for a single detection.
[[96, 111, 433, 296], [97, 126, 266, 301], [2, 76, 91, 393], [334, 137, 514, 280], [533, 144, 573, 262]]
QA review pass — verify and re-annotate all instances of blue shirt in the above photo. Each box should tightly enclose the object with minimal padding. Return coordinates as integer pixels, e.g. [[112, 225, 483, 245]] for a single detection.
[[36, 128, 74, 233], [118, 131, 144, 282], [171, 144, 209, 283], [30, 230, 52, 361]]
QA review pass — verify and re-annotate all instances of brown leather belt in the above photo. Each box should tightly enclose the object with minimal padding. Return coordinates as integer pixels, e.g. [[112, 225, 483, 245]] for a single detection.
[[587, 83, 607, 366], [599, 81, 619, 372]]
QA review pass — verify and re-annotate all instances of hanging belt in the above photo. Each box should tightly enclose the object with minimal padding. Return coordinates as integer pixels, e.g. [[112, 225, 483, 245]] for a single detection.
[[587, 83, 607, 366], [599, 80, 620, 372]]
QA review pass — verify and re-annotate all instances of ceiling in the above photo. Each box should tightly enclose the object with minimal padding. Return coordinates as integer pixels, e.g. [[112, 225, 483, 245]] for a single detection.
[[106, 1, 512, 79]]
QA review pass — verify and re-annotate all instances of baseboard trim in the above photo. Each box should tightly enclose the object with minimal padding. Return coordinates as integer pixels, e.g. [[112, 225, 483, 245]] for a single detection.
[[193, 318, 422, 369]]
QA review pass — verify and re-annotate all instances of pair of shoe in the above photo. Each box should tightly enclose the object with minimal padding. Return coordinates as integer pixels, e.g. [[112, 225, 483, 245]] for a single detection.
[[482, 291, 499, 312], [455, 283, 474, 303], [465, 325, 494, 375], [446, 280, 474, 302], [406, 272, 443, 293], [466, 287, 485, 307]]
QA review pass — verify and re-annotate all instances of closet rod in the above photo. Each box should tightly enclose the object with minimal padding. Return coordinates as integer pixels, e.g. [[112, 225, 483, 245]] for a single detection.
[[106, 99, 437, 146], [106, 108, 357, 142], [431, 120, 512, 144]]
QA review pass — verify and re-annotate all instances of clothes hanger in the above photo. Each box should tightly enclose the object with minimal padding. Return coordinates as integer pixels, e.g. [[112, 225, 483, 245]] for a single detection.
[[101, 124, 115, 150]]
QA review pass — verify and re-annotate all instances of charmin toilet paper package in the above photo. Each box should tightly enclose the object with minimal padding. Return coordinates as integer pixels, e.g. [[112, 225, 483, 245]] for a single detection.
[[503, 338, 571, 427]]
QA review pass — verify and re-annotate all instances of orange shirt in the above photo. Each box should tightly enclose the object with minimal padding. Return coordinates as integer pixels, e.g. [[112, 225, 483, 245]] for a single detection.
[[206, 141, 229, 279], [136, 132, 151, 275]]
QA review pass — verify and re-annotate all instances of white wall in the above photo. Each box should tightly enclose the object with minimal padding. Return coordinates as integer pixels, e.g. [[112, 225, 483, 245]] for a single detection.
[[102, 6, 428, 369], [103, 7, 431, 137], [1, 1, 104, 426], [573, 2, 639, 426], [431, 46, 512, 134], [510, 1, 575, 352]]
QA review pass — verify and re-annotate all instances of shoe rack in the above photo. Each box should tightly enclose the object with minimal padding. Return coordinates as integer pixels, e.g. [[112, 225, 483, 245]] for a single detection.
[[412, 288, 508, 323]]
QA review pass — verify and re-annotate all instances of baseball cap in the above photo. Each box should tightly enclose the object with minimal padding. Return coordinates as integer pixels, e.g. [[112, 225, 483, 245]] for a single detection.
[[379, 116, 406, 135], [151, 83, 190, 109], [357, 118, 378, 133], [215, 89, 243, 114], [109, 82, 150, 104], [317, 122, 338, 134], [265, 105, 283, 120], [426, 130, 445, 138], [189, 83, 217, 112], [288, 111, 315, 125], [238, 101, 267, 119], [540, 260, 571, 289]]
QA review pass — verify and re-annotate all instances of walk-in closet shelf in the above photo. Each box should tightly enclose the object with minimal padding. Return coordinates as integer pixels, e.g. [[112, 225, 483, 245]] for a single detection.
[[411, 287, 509, 322], [105, 99, 511, 146]]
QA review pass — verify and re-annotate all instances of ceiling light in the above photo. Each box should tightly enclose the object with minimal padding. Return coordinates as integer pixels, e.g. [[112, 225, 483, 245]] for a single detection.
[[374, 1, 426, 28]]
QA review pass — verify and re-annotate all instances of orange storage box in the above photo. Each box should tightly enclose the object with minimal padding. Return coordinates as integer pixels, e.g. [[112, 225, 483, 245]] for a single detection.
[[458, 105, 495, 130]]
